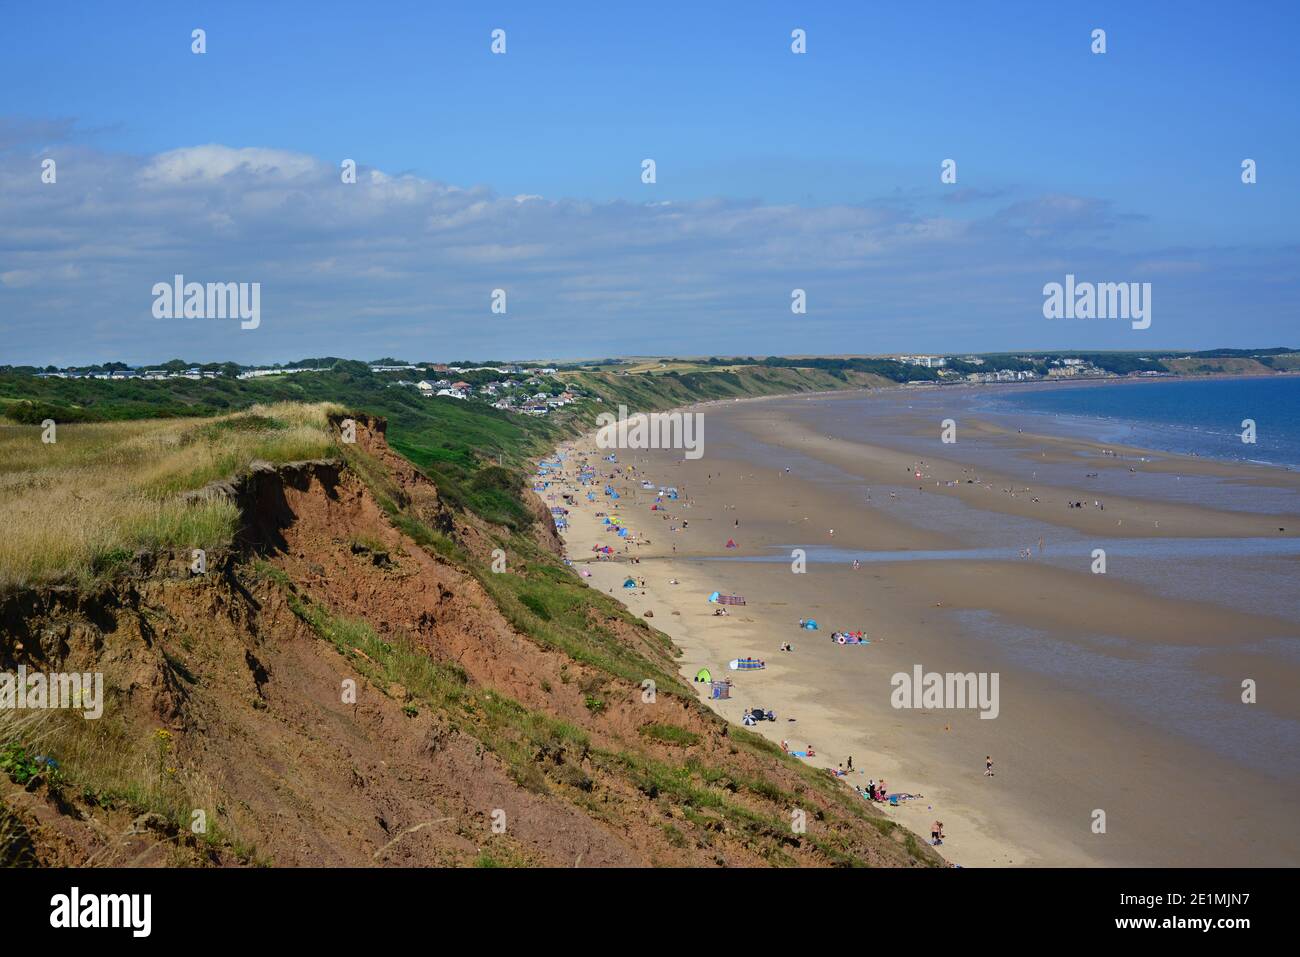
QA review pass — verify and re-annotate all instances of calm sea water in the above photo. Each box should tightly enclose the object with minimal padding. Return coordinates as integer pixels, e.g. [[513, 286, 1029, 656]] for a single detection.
[[978, 376, 1300, 469]]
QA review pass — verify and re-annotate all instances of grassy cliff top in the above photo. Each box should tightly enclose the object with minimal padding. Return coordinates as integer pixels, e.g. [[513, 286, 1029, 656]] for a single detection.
[[0, 402, 342, 588]]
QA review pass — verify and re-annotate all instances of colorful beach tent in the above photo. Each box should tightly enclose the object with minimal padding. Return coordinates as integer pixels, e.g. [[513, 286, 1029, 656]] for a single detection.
[[728, 657, 765, 671], [803, 619, 819, 630], [725, 538, 738, 549], [709, 680, 731, 700], [623, 578, 637, 589], [695, 668, 712, 683]]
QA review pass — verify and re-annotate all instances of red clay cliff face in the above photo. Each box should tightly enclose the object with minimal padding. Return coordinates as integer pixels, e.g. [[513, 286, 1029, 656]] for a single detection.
[[1, 417, 933, 868]]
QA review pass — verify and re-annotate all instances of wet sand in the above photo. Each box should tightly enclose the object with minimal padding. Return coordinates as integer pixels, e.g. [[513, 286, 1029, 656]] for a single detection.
[[534, 387, 1300, 866]]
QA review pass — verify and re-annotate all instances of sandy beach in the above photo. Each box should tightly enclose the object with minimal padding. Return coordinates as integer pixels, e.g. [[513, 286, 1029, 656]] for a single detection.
[[533, 385, 1300, 867]]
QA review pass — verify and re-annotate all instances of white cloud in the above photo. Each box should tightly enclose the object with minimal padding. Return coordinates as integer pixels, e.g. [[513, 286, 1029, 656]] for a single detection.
[[139, 145, 321, 185], [0, 139, 1292, 364]]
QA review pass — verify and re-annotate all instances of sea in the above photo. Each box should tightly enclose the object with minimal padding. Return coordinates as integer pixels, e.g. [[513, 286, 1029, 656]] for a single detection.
[[975, 375, 1300, 470]]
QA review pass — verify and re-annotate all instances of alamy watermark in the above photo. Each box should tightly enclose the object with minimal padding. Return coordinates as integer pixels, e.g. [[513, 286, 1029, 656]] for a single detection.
[[1, 666, 104, 719], [890, 665, 999, 719], [595, 405, 704, 460], [151, 274, 260, 330], [1043, 274, 1150, 330], [50, 887, 150, 937]]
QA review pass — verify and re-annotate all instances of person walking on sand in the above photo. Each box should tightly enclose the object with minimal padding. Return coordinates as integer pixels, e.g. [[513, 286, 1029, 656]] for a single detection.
[[931, 821, 944, 845], [985, 755, 995, 777], [847, 755, 853, 772]]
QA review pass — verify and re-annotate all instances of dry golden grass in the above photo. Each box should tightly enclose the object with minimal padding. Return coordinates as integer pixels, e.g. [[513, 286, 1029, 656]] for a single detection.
[[0, 402, 343, 589]]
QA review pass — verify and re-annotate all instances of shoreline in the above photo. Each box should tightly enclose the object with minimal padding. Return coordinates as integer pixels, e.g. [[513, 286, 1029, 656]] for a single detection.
[[533, 382, 1300, 867]]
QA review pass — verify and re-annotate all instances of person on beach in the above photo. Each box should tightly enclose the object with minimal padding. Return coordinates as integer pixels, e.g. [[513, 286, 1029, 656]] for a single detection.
[[847, 755, 853, 771], [985, 755, 995, 776]]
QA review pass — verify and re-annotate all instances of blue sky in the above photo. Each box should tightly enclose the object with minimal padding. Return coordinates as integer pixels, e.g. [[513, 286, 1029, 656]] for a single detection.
[[1, 0, 1296, 365]]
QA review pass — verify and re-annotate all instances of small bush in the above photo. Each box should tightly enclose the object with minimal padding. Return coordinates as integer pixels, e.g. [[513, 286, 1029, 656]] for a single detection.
[[638, 723, 701, 747]]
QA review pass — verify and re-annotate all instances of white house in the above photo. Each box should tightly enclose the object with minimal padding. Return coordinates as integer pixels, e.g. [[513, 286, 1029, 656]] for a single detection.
[[900, 355, 946, 369]]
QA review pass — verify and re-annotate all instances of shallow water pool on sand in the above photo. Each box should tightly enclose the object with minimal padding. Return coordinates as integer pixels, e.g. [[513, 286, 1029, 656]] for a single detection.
[[703, 539, 1300, 621]]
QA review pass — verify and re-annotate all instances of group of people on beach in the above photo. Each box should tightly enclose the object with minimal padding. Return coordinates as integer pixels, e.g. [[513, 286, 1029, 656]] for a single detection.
[[780, 740, 815, 757], [551, 440, 1014, 860]]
